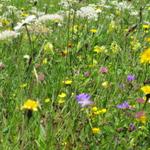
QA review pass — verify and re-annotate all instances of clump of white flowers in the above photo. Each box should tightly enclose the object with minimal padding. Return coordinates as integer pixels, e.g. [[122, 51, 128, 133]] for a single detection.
[[37, 13, 64, 23], [3, 5, 21, 18], [76, 4, 101, 20], [0, 30, 20, 40], [111, 1, 133, 10]]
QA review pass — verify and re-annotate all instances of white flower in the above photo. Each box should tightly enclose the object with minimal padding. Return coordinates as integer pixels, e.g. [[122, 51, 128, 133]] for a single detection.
[[37, 13, 63, 22], [14, 15, 36, 31], [112, 1, 133, 10], [77, 5, 99, 20], [24, 15, 36, 24], [0, 30, 20, 40], [23, 55, 30, 60]]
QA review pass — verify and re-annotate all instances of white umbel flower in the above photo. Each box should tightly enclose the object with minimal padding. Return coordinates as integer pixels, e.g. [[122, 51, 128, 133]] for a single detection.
[[77, 5, 99, 20], [0, 30, 20, 40], [37, 14, 63, 23]]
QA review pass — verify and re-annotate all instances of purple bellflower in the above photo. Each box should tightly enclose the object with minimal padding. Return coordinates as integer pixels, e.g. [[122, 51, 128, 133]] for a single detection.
[[76, 93, 93, 107]]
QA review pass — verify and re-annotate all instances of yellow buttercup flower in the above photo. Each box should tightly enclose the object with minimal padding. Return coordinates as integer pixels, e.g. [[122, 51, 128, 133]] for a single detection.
[[144, 37, 150, 42], [102, 81, 109, 88], [21, 13, 29, 17], [58, 92, 66, 98], [92, 128, 101, 134], [63, 80, 72, 85], [140, 48, 150, 64], [143, 24, 150, 30], [90, 29, 97, 33], [93, 108, 107, 115], [141, 85, 150, 94], [92, 107, 98, 112], [21, 99, 39, 111]]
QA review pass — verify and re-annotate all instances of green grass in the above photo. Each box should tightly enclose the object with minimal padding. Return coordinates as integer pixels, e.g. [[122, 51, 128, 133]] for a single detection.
[[0, 0, 150, 149]]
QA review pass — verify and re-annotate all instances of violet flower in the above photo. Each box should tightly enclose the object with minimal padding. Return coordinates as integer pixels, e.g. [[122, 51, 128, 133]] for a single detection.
[[117, 101, 129, 109], [127, 75, 135, 82], [76, 93, 93, 107]]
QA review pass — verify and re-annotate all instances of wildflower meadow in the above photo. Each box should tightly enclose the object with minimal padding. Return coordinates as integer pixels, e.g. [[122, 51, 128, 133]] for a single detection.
[[0, 0, 150, 149]]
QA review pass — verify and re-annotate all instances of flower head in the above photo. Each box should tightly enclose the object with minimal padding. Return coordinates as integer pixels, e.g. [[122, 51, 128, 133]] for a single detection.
[[140, 48, 150, 64], [76, 93, 93, 107], [127, 74, 135, 82], [58, 92, 66, 98], [117, 101, 129, 109], [141, 85, 150, 94], [101, 81, 109, 88], [21, 99, 39, 111], [92, 127, 101, 134], [135, 111, 147, 124], [136, 98, 145, 103], [99, 67, 108, 74], [0, 30, 20, 41], [63, 80, 72, 85]]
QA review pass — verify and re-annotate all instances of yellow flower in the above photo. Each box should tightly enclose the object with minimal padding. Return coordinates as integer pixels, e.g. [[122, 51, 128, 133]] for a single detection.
[[44, 42, 54, 54], [141, 85, 150, 94], [90, 29, 97, 33], [63, 80, 72, 85], [102, 81, 109, 88], [44, 98, 50, 103], [58, 92, 66, 98], [93, 108, 107, 115], [143, 24, 150, 30], [100, 108, 107, 113], [21, 13, 29, 17], [140, 48, 150, 64], [58, 99, 65, 104], [92, 128, 101, 134], [144, 37, 150, 42], [93, 45, 107, 53], [136, 115, 147, 124], [0, 18, 10, 26], [61, 49, 68, 56], [92, 107, 98, 112], [21, 99, 39, 111]]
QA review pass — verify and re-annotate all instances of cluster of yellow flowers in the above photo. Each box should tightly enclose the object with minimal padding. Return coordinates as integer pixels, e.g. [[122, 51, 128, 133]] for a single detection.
[[91, 107, 107, 115]]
